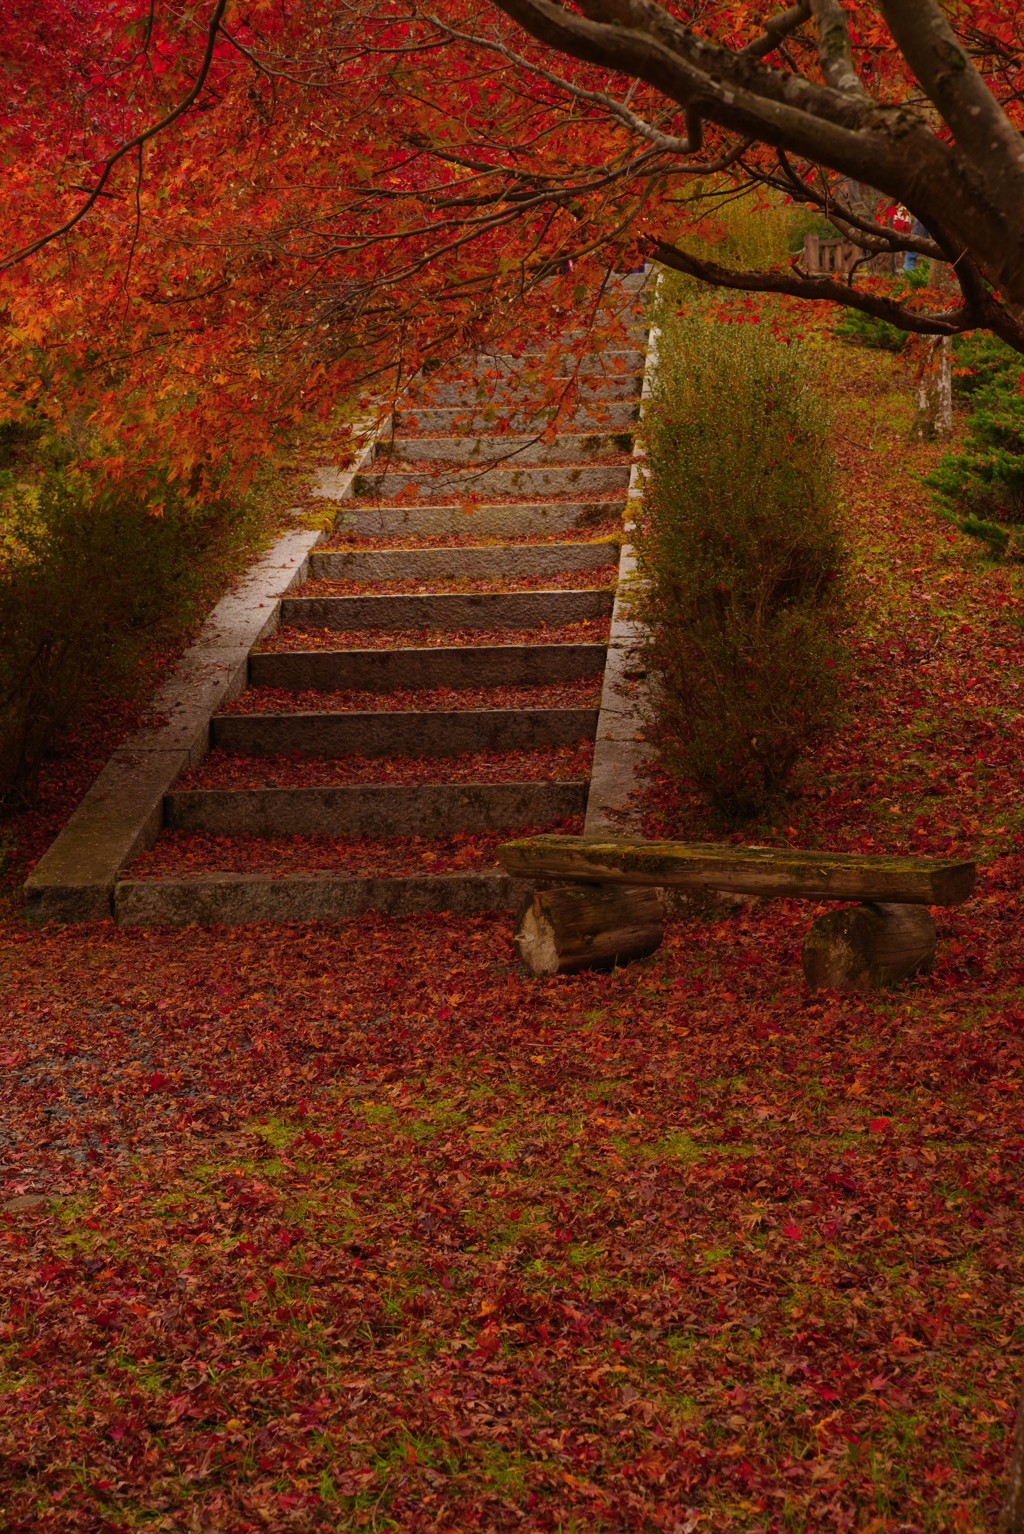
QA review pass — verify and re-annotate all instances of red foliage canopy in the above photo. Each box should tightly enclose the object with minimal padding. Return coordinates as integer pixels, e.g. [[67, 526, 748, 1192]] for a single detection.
[[1, 0, 1022, 484]]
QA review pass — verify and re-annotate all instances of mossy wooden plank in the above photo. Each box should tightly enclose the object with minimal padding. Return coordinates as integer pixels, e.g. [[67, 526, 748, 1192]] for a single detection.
[[496, 835, 975, 906]]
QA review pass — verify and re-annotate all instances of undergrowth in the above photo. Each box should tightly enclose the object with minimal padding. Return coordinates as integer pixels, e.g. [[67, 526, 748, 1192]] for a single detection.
[[0, 465, 271, 808], [925, 338, 1024, 558]]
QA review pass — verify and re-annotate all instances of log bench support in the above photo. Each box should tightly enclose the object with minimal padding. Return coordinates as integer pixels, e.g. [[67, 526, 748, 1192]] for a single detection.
[[802, 902, 936, 991], [500, 835, 974, 988], [514, 883, 665, 976]]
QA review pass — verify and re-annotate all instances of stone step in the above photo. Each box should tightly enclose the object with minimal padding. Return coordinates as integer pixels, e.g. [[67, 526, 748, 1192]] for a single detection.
[[280, 587, 612, 631], [442, 350, 644, 379], [377, 431, 632, 465], [250, 643, 606, 692], [351, 463, 629, 501], [309, 540, 616, 583], [394, 400, 639, 435], [115, 870, 525, 926], [165, 780, 586, 837], [330, 500, 623, 539], [212, 707, 600, 758], [399, 374, 641, 408], [604, 270, 650, 292]]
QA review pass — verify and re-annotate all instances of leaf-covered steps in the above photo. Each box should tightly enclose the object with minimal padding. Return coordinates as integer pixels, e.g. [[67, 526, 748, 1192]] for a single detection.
[[330, 501, 622, 539], [118, 276, 649, 923], [212, 706, 600, 758], [279, 589, 612, 632]]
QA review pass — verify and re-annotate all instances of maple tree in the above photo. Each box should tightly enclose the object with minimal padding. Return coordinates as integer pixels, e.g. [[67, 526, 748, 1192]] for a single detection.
[[3, 0, 1024, 489]]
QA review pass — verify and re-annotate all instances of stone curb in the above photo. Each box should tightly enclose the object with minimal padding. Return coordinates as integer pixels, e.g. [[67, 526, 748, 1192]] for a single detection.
[[23, 441, 379, 922], [280, 588, 613, 632], [115, 870, 530, 925], [584, 282, 659, 837], [310, 540, 617, 582], [165, 780, 587, 837], [249, 642, 607, 693], [212, 706, 600, 759]]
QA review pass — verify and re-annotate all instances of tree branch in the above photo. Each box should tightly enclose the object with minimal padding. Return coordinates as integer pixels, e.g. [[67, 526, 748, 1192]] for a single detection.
[[769, 153, 943, 256], [878, 0, 1024, 220], [740, 1, 811, 59], [809, 0, 869, 97], [652, 238, 1024, 350]]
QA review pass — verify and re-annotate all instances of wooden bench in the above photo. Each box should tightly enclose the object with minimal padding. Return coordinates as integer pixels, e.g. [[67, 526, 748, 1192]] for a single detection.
[[497, 835, 976, 991]]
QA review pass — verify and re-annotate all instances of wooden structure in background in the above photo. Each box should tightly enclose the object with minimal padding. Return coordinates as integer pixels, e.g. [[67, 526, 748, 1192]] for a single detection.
[[803, 234, 899, 278]]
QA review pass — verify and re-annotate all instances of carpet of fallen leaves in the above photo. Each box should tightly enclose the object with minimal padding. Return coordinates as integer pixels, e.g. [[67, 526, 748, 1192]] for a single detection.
[[297, 569, 617, 597], [216, 682, 602, 718], [128, 826, 580, 880], [180, 745, 596, 792], [256, 619, 612, 653], [347, 490, 629, 507], [320, 524, 623, 551], [2, 340, 1024, 1532]]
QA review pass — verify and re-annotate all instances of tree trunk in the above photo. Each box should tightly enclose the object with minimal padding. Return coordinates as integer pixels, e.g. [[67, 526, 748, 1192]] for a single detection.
[[913, 336, 953, 441], [514, 883, 665, 976], [802, 902, 936, 991], [999, 1373, 1024, 1532]]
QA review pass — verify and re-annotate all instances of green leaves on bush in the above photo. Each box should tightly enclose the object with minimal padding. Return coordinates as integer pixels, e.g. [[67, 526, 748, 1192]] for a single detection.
[[834, 306, 909, 353], [833, 266, 933, 354], [634, 309, 846, 823], [925, 340, 1024, 556]]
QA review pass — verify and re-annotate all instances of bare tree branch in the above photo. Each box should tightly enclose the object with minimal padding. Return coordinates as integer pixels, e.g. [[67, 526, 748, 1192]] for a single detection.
[[740, 1, 812, 59]]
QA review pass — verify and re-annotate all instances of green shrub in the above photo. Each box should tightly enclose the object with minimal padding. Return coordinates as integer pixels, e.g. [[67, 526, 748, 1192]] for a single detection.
[[834, 306, 908, 353], [634, 307, 846, 823], [925, 352, 1024, 554], [0, 469, 256, 807], [951, 330, 1022, 398]]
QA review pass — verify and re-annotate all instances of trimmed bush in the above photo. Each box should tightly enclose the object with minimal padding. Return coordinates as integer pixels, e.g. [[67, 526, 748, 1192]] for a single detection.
[[634, 307, 846, 823], [925, 342, 1024, 556], [0, 469, 259, 807]]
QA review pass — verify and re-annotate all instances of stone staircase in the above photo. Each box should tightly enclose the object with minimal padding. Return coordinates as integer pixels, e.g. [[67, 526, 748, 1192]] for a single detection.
[[112, 275, 649, 925]]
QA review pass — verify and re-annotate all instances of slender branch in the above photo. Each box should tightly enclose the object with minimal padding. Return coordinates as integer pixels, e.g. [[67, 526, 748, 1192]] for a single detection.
[[740, 0, 811, 58], [771, 152, 942, 255], [430, 17, 707, 156], [0, 0, 229, 270]]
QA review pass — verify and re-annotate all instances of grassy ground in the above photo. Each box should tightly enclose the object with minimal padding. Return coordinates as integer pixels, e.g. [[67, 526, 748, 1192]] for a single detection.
[[1, 333, 1023, 1532]]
